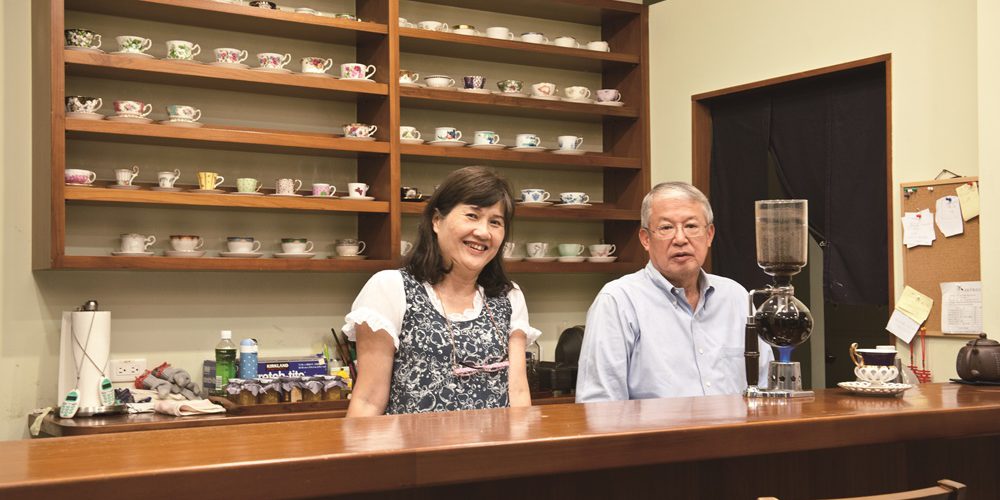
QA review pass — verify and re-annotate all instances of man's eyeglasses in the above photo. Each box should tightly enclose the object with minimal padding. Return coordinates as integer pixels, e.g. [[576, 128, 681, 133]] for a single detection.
[[644, 223, 707, 239]]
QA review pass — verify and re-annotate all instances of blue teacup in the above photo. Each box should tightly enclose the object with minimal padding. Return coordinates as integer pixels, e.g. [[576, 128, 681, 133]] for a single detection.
[[463, 75, 486, 89], [560, 192, 590, 205], [521, 188, 550, 203]]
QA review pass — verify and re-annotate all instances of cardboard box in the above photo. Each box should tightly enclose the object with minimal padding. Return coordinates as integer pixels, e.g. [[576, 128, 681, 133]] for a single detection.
[[256, 356, 327, 379]]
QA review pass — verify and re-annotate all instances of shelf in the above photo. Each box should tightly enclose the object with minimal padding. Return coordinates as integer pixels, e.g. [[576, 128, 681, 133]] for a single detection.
[[65, 0, 388, 44], [57, 255, 395, 272], [408, 0, 641, 25], [505, 260, 642, 274], [399, 28, 638, 72], [399, 86, 637, 121], [400, 144, 640, 171], [65, 119, 391, 157], [64, 185, 391, 213], [65, 51, 388, 100], [400, 201, 639, 221]]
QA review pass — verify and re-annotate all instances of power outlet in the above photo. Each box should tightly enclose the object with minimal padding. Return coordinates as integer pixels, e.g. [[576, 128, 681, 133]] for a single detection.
[[110, 358, 147, 383]]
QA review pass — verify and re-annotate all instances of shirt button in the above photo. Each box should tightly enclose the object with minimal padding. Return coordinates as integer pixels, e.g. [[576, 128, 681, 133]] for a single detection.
[[698, 348, 704, 354], [706, 382, 712, 387]]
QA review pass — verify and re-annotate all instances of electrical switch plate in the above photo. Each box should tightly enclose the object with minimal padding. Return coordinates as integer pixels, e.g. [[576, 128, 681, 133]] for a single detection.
[[110, 358, 147, 383]]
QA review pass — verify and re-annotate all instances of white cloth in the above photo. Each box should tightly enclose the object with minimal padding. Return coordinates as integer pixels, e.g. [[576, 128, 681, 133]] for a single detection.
[[343, 270, 541, 349], [153, 399, 226, 416]]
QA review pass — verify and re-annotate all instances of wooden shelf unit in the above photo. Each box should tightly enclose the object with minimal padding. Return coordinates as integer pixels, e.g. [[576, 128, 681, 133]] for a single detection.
[[36, 0, 650, 273]]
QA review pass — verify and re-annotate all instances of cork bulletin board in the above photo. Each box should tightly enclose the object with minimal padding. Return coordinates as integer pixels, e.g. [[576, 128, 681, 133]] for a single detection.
[[900, 176, 980, 337]]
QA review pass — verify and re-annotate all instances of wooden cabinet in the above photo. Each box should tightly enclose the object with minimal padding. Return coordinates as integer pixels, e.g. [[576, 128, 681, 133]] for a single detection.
[[34, 0, 649, 273]]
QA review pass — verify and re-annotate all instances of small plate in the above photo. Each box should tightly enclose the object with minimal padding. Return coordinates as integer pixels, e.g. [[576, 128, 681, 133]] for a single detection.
[[111, 251, 155, 257], [158, 120, 204, 128], [341, 77, 375, 82], [838, 381, 912, 396], [428, 140, 468, 147], [562, 97, 595, 104], [269, 193, 303, 197], [274, 252, 316, 259], [587, 256, 618, 263], [496, 91, 528, 98], [66, 111, 105, 121], [524, 257, 557, 263], [229, 191, 264, 196], [343, 196, 376, 201], [65, 183, 95, 188], [150, 186, 184, 192], [109, 51, 154, 58], [401, 196, 425, 202], [106, 184, 142, 190], [556, 202, 592, 208], [165, 250, 207, 258], [551, 149, 587, 155], [517, 201, 553, 207], [595, 101, 626, 107], [469, 143, 506, 150], [250, 67, 292, 74], [219, 252, 264, 258], [509, 146, 547, 152], [529, 95, 561, 101], [300, 72, 336, 78], [163, 58, 202, 64], [502, 256, 524, 262], [65, 45, 104, 53], [557, 256, 586, 263], [400, 82, 425, 87], [400, 138, 425, 145], [458, 88, 492, 94], [330, 255, 368, 260], [304, 194, 339, 198], [188, 188, 225, 194], [207, 61, 250, 69], [426, 85, 457, 91], [342, 136, 376, 141], [106, 115, 153, 124]]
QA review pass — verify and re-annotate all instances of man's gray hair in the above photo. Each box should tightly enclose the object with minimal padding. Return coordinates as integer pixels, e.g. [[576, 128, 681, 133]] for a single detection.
[[640, 182, 714, 228]]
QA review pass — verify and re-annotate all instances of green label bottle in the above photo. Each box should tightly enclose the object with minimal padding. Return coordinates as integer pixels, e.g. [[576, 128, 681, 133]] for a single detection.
[[214, 330, 237, 395]]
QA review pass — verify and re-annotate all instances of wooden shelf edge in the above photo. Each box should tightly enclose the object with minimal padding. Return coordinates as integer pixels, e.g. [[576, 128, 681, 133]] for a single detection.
[[64, 186, 391, 213], [400, 201, 639, 221], [399, 86, 638, 118], [399, 144, 640, 169], [505, 260, 642, 273], [57, 255, 396, 272], [399, 28, 639, 64]]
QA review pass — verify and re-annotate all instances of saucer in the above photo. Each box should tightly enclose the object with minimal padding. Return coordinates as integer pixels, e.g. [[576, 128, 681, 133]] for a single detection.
[[106, 184, 142, 190], [341, 77, 375, 82], [229, 191, 264, 196], [188, 188, 225, 194], [400, 82, 425, 87], [207, 61, 250, 69], [469, 143, 506, 150], [557, 256, 586, 263], [458, 88, 492, 94], [595, 101, 626, 107], [250, 67, 292, 74], [65, 46, 104, 54], [66, 111, 105, 120], [524, 256, 557, 263], [556, 202, 592, 208], [587, 256, 618, 263], [562, 97, 595, 104], [428, 140, 468, 147], [164, 58, 202, 64], [551, 149, 587, 155], [165, 250, 207, 258], [330, 255, 368, 260], [518, 201, 553, 207], [65, 183, 95, 188], [219, 251, 264, 258], [342, 136, 376, 141], [159, 120, 204, 128], [426, 85, 456, 91], [150, 186, 184, 192], [300, 72, 336, 78], [111, 251, 154, 257], [344, 196, 376, 201], [274, 252, 316, 259], [269, 193, 304, 197], [529, 95, 561, 101], [496, 91, 528, 98], [400, 138, 425, 145], [107, 115, 153, 124], [838, 381, 912, 396], [109, 51, 154, 58], [304, 194, 339, 198], [401, 196, 425, 202], [509, 146, 546, 152], [502, 256, 524, 262]]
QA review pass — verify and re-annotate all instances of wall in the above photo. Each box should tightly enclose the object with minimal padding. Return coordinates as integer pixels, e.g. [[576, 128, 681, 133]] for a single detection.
[[648, 0, 984, 381]]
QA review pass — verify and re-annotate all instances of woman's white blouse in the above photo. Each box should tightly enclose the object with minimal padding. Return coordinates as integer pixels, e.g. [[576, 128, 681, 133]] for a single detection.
[[343, 270, 541, 349]]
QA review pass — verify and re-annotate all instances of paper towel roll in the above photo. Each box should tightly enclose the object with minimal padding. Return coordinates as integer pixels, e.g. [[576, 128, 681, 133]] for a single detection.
[[58, 310, 111, 409]]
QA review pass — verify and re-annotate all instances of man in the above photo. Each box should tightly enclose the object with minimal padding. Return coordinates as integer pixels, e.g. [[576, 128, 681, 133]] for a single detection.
[[576, 182, 773, 401]]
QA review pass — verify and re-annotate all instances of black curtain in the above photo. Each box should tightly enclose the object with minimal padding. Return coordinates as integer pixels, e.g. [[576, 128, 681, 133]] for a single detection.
[[709, 65, 888, 305]]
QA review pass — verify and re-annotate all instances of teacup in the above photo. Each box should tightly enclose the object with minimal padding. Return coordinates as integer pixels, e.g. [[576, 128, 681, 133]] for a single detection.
[[558, 243, 584, 257], [854, 365, 899, 386], [120, 233, 155, 253], [295, 7, 318, 15], [417, 20, 447, 31], [157, 169, 180, 188], [557, 135, 584, 150], [248, 0, 276, 8], [401, 186, 422, 199], [521, 188, 550, 203], [335, 239, 366, 256], [520, 32, 548, 44], [850, 343, 898, 367], [400, 126, 421, 140], [401, 240, 414, 256], [301, 56, 333, 73], [166, 104, 201, 122], [66, 96, 102, 114], [473, 131, 500, 145], [65, 29, 102, 49], [114, 165, 139, 186], [515, 133, 540, 148], [596, 89, 622, 102], [116, 35, 151, 53], [226, 236, 261, 253], [463, 75, 486, 89], [560, 192, 590, 205], [113, 100, 152, 117], [280, 238, 314, 254], [398, 18, 416, 28], [502, 242, 517, 258], [531, 82, 556, 97], [197, 171, 224, 190], [236, 177, 262, 193], [497, 79, 523, 93], [275, 178, 303, 195], [344, 122, 377, 137], [399, 69, 420, 84], [564, 86, 592, 100], [553, 36, 580, 48], [347, 182, 370, 198], [589, 244, 616, 257], [586, 40, 610, 52], [341, 63, 376, 80], [425, 75, 456, 88], [485, 27, 514, 40], [526, 242, 548, 258], [169, 235, 204, 252], [333, 12, 357, 20], [65, 168, 97, 185], [213, 48, 248, 64], [312, 183, 336, 197], [435, 127, 462, 141], [258, 52, 291, 69], [452, 24, 479, 36], [165, 40, 200, 60]]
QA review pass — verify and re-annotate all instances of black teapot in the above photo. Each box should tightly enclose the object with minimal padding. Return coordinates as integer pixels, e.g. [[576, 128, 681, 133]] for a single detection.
[[956, 333, 1000, 382]]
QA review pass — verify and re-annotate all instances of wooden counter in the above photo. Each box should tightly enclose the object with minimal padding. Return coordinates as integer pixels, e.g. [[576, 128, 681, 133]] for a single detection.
[[3, 383, 1000, 500]]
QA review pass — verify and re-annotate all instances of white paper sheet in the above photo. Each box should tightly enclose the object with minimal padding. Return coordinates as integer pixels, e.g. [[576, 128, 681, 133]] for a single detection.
[[941, 281, 982, 333], [885, 309, 921, 343], [901, 209, 936, 248], [934, 196, 964, 237], [955, 182, 980, 221]]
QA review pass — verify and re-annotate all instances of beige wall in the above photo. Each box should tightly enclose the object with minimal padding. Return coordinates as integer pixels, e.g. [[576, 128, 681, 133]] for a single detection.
[[649, 0, 985, 381]]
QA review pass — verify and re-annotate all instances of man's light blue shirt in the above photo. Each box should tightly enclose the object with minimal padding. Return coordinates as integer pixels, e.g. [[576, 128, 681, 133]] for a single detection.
[[576, 262, 775, 401]]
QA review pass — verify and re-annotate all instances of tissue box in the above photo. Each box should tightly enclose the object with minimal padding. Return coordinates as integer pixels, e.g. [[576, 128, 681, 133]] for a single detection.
[[256, 356, 327, 379]]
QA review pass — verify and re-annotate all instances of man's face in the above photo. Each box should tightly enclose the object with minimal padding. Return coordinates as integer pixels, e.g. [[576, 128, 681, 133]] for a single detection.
[[639, 196, 715, 287]]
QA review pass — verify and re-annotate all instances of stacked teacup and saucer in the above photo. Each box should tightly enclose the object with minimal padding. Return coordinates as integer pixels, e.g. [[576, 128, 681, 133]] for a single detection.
[[111, 35, 153, 58], [587, 243, 617, 263], [220, 236, 263, 258], [518, 188, 552, 207], [107, 165, 142, 190], [838, 343, 912, 396], [159, 104, 204, 128], [557, 243, 586, 263], [66, 96, 105, 121], [331, 239, 366, 260], [275, 238, 316, 259], [107, 99, 153, 124], [165, 234, 206, 258]]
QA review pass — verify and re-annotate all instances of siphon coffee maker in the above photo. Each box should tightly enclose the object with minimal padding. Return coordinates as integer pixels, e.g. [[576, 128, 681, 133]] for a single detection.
[[744, 200, 815, 398]]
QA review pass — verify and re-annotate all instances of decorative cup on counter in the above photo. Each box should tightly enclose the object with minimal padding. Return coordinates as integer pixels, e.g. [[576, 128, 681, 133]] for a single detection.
[[560, 192, 590, 205], [214, 47, 248, 64], [275, 178, 303, 195], [502, 242, 517, 258], [557, 135, 584, 151], [400, 240, 414, 256], [157, 169, 180, 188], [257, 52, 291, 69], [169, 235, 204, 252], [473, 131, 500, 145], [435, 127, 462, 141], [236, 177, 262, 193], [115, 35, 152, 53], [400, 126, 421, 140], [399, 69, 420, 84], [514, 133, 540, 148], [166, 104, 201, 122], [301, 56, 334, 74], [165, 40, 200, 60], [335, 238, 366, 256], [850, 342, 898, 386], [531, 82, 557, 97], [65, 29, 102, 49], [65, 168, 97, 185], [485, 27, 514, 40], [113, 100, 152, 118], [347, 182, 370, 198], [417, 20, 448, 31], [66, 96, 102, 113], [340, 63, 376, 80], [114, 165, 140, 186], [197, 171, 224, 190], [526, 242, 548, 258], [589, 244, 616, 257], [564, 86, 592, 100], [586, 40, 610, 52], [463, 75, 486, 89], [312, 183, 336, 197], [520, 32, 548, 44], [497, 79, 523, 93], [520, 188, 550, 203], [558, 243, 585, 257], [596, 89, 622, 102], [280, 238, 314, 254], [226, 236, 261, 253], [424, 75, 456, 88], [343, 122, 377, 138], [401, 186, 422, 200], [120, 233, 156, 253]]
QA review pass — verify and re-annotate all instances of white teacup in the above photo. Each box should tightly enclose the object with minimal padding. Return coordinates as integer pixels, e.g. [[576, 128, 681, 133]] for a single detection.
[[520, 32, 548, 44], [301, 56, 333, 73], [226, 237, 261, 253], [280, 239, 314, 254], [213, 47, 248, 64], [854, 365, 899, 386], [65, 168, 97, 185], [157, 169, 180, 188], [586, 40, 610, 52], [400, 126, 421, 140], [502, 242, 517, 258], [418, 20, 448, 31], [531, 82, 556, 97], [424, 75, 456, 88], [169, 235, 204, 252], [473, 131, 500, 145], [553, 36, 580, 48], [166, 40, 200, 60], [515, 133, 540, 148], [589, 244, 616, 257], [520, 188, 550, 203], [564, 86, 592, 100], [526, 242, 548, 258], [557, 135, 584, 150], [401, 240, 414, 256], [120, 233, 156, 253], [486, 27, 514, 40], [560, 192, 590, 205], [116, 35, 152, 53], [347, 182, 370, 198], [435, 127, 462, 141], [335, 239, 366, 256], [113, 100, 152, 117], [258, 52, 291, 69], [114, 165, 139, 186], [341, 63, 376, 80], [275, 178, 303, 195]]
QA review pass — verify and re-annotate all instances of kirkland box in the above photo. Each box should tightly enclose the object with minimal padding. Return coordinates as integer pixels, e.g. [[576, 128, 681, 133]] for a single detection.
[[203, 355, 326, 390]]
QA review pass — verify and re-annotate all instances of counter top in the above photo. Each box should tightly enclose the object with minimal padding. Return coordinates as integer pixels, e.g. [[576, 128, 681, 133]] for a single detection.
[[3, 383, 1000, 499]]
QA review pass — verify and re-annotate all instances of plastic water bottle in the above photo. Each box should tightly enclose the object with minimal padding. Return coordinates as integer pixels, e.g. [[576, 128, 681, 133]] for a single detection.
[[239, 338, 258, 379], [213, 330, 237, 395]]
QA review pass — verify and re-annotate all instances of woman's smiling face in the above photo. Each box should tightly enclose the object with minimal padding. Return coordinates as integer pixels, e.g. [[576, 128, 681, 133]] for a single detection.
[[432, 201, 506, 275]]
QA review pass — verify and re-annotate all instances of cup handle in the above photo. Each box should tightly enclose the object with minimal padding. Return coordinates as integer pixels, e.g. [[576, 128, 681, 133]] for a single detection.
[[542, 191, 550, 201], [238, 50, 248, 63], [575, 246, 584, 256], [144, 235, 156, 250], [281, 53, 291, 67], [448, 78, 456, 88], [131, 164, 140, 175], [613, 93, 622, 102], [454, 130, 462, 141], [366, 125, 378, 137], [574, 41, 581, 48], [413, 72, 419, 80], [581, 194, 590, 204], [849, 343, 864, 367], [137, 103, 151, 117], [172, 169, 181, 179], [191, 109, 202, 122], [491, 134, 500, 144], [329, 186, 337, 196], [255, 181, 262, 192], [575, 137, 584, 149], [129, 170, 139, 183], [141, 38, 152, 52], [88, 171, 98, 183], [94, 98, 103, 112], [438, 21, 449, 32], [191, 44, 201, 57], [214, 175, 225, 188], [357, 241, 366, 255], [251, 241, 262, 253], [365, 65, 377, 79], [195, 238, 204, 250], [506, 32, 514, 40], [93, 34, 102, 49], [582, 88, 591, 99], [304, 241, 314, 253], [413, 130, 421, 139], [323, 59, 334, 71], [607, 244, 616, 255], [293, 179, 302, 193], [542, 36, 549, 44]]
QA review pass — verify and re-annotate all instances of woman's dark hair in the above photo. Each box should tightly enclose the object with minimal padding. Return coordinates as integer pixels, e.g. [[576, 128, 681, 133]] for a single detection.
[[405, 166, 515, 297]]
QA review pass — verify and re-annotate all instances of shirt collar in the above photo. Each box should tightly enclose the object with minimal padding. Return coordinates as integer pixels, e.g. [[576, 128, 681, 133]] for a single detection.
[[643, 261, 716, 307]]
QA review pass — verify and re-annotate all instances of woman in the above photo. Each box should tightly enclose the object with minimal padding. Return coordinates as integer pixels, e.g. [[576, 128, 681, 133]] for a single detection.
[[343, 166, 540, 416]]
